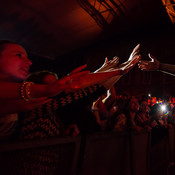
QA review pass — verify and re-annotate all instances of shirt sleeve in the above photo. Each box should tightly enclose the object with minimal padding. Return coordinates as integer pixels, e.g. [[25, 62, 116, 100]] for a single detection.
[[24, 84, 106, 117]]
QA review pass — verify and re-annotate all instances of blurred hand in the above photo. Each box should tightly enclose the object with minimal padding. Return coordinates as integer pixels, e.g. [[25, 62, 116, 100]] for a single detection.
[[57, 64, 90, 91], [58, 65, 89, 85]]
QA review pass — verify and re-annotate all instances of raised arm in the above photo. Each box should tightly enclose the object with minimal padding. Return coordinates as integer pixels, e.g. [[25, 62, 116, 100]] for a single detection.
[[0, 59, 137, 100]]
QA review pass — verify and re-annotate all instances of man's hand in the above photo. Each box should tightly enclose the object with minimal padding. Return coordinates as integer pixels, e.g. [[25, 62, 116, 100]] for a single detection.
[[138, 53, 160, 71]]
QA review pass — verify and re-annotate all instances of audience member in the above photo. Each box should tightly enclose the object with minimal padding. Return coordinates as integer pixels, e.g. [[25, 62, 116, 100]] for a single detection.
[[112, 97, 144, 133], [137, 99, 152, 131], [0, 40, 140, 139]]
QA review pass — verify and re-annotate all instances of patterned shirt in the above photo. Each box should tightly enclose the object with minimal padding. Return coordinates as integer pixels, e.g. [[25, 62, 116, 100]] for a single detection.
[[18, 84, 106, 139]]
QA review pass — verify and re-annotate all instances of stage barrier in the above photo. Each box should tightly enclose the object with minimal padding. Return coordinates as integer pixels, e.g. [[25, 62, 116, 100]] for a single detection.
[[0, 129, 175, 175]]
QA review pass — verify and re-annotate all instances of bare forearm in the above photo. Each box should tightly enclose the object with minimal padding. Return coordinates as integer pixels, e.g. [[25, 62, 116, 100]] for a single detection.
[[30, 83, 65, 98], [74, 71, 121, 89], [0, 70, 122, 99], [102, 75, 122, 90], [0, 82, 65, 99], [159, 63, 175, 76]]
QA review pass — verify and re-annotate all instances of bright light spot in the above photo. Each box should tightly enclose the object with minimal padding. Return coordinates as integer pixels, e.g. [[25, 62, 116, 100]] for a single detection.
[[161, 105, 166, 112]]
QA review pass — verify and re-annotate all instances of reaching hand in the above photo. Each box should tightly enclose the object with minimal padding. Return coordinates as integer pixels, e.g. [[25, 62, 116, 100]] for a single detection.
[[138, 53, 160, 71], [44, 65, 90, 96], [95, 44, 140, 74], [128, 44, 140, 61], [94, 56, 119, 73], [119, 44, 140, 68], [57, 65, 90, 89], [107, 54, 141, 75], [69, 64, 88, 75], [97, 44, 141, 90], [118, 55, 141, 75]]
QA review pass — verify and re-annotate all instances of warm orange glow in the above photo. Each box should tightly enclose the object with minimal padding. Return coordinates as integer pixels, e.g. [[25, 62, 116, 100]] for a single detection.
[[88, 0, 126, 24], [162, 0, 175, 23]]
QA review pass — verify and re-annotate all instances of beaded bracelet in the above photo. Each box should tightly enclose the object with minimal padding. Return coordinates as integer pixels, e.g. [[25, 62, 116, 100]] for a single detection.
[[20, 81, 34, 101], [25, 81, 34, 100]]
